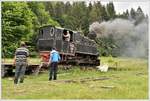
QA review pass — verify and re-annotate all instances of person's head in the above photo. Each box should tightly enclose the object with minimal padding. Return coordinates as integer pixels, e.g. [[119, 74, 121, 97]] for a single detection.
[[20, 41, 26, 47], [52, 47, 56, 50], [64, 32, 67, 35]]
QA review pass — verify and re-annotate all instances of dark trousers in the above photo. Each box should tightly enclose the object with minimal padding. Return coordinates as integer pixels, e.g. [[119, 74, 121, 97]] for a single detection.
[[14, 63, 27, 84], [49, 62, 58, 80]]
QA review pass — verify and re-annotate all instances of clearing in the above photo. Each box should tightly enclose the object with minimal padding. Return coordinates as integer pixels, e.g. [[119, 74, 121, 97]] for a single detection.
[[1, 57, 148, 99]]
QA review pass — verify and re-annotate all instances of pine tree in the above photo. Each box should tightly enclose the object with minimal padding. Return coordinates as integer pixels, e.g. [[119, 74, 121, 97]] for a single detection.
[[101, 5, 109, 21], [89, 2, 100, 23], [44, 2, 55, 17], [134, 6, 145, 25], [106, 2, 116, 20], [130, 8, 136, 20]]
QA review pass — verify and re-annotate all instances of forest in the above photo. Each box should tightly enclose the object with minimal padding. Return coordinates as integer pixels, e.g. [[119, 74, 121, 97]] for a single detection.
[[2, 1, 148, 58]]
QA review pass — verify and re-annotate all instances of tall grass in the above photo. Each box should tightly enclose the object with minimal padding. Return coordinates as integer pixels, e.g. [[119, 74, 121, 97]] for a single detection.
[[2, 57, 148, 99]]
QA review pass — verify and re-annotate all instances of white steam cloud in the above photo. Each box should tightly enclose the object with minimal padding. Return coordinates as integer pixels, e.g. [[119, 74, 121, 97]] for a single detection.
[[89, 18, 148, 58]]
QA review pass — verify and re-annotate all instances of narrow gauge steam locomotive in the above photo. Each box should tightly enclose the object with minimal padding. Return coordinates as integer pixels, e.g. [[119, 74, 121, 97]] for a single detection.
[[37, 25, 100, 66]]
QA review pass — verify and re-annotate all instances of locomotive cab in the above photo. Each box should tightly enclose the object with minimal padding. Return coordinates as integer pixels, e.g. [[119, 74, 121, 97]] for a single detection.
[[37, 25, 76, 63]]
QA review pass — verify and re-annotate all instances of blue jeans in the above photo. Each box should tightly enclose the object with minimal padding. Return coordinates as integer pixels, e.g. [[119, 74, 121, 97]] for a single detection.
[[49, 62, 58, 80], [14, 62, 27, 84]]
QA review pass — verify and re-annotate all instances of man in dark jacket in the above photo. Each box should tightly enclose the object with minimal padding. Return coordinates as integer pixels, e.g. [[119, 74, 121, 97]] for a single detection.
[[14, 42, 29, 84], [49, 48, 61, 80]]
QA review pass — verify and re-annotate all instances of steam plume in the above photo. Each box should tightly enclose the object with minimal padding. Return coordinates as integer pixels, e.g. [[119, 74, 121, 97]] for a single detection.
[[89, 18, 148, 58]]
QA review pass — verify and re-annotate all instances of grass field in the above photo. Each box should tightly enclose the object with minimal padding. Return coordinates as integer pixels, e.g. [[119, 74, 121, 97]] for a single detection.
[[1, 57, 148, 99]]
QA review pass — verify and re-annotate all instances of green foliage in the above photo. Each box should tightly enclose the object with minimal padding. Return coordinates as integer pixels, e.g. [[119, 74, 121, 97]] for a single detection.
[[89, 1, 108, 23], [61, 2, 89, 35], [2, 2, 60, 58], [96, 37, 117, 56], [2, 2, 34, 58], [106, 2, 116, 19], [89, 2, 101, 22], [28, 2, 60, 27]]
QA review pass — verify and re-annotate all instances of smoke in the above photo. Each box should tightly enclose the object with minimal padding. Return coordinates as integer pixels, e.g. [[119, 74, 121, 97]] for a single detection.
[[89, 18, 148, 58]]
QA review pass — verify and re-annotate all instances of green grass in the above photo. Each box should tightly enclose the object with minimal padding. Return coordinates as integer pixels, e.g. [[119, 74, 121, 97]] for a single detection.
[[2, 57, 148, 99]]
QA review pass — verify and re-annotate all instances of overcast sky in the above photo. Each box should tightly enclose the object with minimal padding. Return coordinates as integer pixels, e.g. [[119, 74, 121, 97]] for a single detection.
[[100, 1, 149, 16], [79, 0, 150, 16], [2, 0, 150, 16]]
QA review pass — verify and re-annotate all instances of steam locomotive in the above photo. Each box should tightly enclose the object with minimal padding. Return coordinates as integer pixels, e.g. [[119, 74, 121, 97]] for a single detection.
[[37, 25, 100, 66]]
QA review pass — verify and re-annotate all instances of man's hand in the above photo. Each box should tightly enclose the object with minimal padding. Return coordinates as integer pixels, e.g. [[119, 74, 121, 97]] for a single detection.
[[13, 56, 16, 66], [48, 61, 51, 66], [12, 62, 15, 66], [27, 58, 29, 65]]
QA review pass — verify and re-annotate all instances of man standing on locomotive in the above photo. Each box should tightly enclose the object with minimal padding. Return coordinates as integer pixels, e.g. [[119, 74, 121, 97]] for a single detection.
[[14, 42, 29, 84], [48, 47, 61, 80], [63, 31, 70, 41]]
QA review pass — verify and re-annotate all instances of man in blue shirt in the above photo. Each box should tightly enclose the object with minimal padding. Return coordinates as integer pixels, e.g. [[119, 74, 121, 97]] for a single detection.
[[49, 47, 61, 80]]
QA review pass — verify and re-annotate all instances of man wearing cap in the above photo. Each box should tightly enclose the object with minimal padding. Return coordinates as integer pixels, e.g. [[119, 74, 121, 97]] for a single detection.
[[14, 42, 29, 84], [49, 48, 61, 80]]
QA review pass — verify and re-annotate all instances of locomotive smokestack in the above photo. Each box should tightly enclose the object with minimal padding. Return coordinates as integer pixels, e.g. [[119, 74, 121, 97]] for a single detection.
[[88, 31, 97, 40]]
